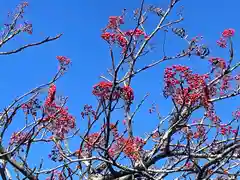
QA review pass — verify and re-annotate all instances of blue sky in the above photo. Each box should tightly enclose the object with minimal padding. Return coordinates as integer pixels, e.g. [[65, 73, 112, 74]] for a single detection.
[[0, 0, 240, 178]]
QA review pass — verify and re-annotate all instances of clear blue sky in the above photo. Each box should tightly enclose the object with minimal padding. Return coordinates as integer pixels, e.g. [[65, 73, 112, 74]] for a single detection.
[[0, 0, 239, 178]]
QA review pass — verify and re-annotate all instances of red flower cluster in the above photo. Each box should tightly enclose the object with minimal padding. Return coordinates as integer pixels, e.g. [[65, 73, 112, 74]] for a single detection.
[[101, 15, 148, 53], [164, 65, 210, 107], [21, 99, 40, 116], [10, 132, 30, 145], [193, 125, 206, 139], [205, 109, 220, 123], [233, 108, 240, 120], [217, 28, 235, 48], [45, 84, 56, 106], [44, 85, 75, 139], [125, 29, 149, 39], [81, 104, 96, 120], [108, 135, 145, 161], [56, 56, 71, 66], [44, 104, 75, 139], [92, 81, 134, 102], [121, 137, 145, 160], [222, 28, 235, 38], [92, 81, 120, 100], [101, 29, 148, 53], [107, 16, 124, 29], [83, 133, 104, 154], [56, 56, 71, 71], [46, 170, 64, 180], [219, 124, 237, 135], [121, 85, 134, 102], [80, 124, 118, 156], [216, 37, 227, 48], [220, 75, 232, 92], [105, 125, 145, 160], [81, 124, 145, 161]]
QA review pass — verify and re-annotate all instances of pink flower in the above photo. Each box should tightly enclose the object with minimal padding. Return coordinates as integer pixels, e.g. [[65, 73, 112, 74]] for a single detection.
[[222, 28, 235, 38]]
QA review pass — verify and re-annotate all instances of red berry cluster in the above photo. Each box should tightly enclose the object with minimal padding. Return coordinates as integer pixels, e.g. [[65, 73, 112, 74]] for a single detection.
[[92, 81, 134, 102]]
